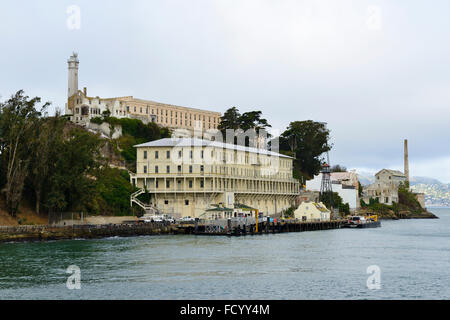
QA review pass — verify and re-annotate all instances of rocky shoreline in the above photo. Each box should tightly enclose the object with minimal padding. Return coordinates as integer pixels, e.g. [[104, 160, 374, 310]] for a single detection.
[[357, 208, 438, 220], [0, 223, 179, 243]]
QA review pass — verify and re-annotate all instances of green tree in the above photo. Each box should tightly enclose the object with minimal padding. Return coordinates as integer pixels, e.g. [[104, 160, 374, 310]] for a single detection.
[[331, 165, 347, 172], [45, 127, 103, 213], [218, 107, 241, 135], [0, 90, 48, 216], [28, 114, 67, 214], [279, 120, 331, 180]]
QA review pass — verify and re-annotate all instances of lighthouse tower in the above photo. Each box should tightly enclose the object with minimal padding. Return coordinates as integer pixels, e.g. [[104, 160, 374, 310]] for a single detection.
[[67, 52, 79, 99]]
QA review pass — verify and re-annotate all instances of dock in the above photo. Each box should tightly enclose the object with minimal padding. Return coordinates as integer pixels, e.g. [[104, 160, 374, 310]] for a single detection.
[[0, 218, 346, 243], [177, 218, 346, 236]]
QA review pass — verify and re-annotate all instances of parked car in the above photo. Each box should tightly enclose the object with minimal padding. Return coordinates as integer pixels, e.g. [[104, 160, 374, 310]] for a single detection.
[[179, 216, 196, 223], [140, 214, 163, 223], [162, 214, 176, 223]]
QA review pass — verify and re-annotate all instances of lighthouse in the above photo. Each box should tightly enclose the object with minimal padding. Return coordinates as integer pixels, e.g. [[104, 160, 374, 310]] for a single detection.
[[67, 52, 79, 99]]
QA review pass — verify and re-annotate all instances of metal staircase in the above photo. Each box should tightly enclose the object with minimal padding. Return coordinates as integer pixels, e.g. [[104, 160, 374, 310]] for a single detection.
[[130, 189, 159, 215]]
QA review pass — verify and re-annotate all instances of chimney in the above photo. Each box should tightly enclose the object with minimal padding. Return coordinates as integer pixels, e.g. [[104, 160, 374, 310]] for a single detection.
[[404, 139, 409, 184]]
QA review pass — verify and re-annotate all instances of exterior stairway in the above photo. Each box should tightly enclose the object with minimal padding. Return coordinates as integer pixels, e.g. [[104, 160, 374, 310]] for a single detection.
[[130, 189, 159, 215]]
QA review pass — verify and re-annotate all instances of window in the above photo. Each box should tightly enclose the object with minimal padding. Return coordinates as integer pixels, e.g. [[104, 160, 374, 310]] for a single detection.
[[185, 200, 189, 205], [178, 150, 182, 158], [143, 151, 147, 159], [178, 165, 182, 173], [164, 200, 169, 205], [200, 180, 204, 188], [190, 150, 193, 159], [200, 165, 204, 173], [166, 150, 170, 159], [166, 165, 170, 173], [155, 151, 159, 159], [189, 165, 193, 173], [143, 165, 147, 173], [155, 166, 159, 173], [189, 180, 193, 188], [155, 180, 159, 188], [166, 180, 170, 188], [201, 150, 204, 159]]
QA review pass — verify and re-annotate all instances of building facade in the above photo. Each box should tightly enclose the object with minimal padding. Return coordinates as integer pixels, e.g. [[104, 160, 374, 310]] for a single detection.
[[65, 53, 221, 131], [363, 169, 407, 205], [294, 202, 330, 222], [129, 138, 300, 218], [306, 171, 359, 210]]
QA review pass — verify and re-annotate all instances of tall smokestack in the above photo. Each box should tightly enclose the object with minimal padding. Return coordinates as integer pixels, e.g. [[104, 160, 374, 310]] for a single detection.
[[404, 139, 409, 184]]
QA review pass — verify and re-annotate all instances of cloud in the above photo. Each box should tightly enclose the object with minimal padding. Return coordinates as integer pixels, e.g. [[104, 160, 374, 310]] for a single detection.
[[0, 0, 449, 182]]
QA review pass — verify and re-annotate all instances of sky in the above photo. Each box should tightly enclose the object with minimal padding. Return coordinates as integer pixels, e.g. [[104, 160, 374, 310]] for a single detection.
[[1, 0, 449, 182]]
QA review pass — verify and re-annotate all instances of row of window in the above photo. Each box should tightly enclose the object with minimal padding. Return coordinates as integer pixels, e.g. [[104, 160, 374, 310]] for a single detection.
[[142, 149, 291, 168], [159, 198, 291, 206], [154, 180, 204, 189], [142, 164, 291, 179], [144, 165, 202, 174], [127, 106, 219, 123]]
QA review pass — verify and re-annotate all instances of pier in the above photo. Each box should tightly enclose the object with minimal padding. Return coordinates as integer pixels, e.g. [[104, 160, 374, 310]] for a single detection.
[[0, 218, 345, 243], [178, 218, 345, 236]]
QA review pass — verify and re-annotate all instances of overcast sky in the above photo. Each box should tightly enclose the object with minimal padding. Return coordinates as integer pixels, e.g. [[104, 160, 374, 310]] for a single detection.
[[1, 0, 449, 182]]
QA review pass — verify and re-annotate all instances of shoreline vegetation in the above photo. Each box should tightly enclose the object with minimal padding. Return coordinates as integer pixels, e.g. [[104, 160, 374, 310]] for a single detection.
[[358, 183, 438, 220]]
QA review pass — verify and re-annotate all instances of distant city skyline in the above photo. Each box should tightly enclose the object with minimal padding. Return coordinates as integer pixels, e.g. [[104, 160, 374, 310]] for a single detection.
[[1, 0, 449, 182]]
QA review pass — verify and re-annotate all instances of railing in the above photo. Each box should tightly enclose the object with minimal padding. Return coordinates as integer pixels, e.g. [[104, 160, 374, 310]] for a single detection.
[[130, 189, 159, 215]]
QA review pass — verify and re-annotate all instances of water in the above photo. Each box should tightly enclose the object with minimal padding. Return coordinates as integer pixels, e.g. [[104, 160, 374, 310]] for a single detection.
[[0, 208, 449, 300]]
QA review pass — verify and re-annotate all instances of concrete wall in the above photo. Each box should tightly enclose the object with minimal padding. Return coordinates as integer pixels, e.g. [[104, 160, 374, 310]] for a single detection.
[[306, 174, 358, 209]]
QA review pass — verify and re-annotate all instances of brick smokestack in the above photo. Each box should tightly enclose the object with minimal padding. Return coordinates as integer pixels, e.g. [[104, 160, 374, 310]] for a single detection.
[[404, 139, 409, 184]]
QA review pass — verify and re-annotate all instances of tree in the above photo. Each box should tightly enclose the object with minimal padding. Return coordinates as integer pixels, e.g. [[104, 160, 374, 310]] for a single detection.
[[45, 127, 103, 213], [28, 114, 66, 214], [218, 107, 241, 135], [279, 121, 331, 180], [331, 165, 347, 172], [0, 90, 48, 216], [218, 107, 271, 146]]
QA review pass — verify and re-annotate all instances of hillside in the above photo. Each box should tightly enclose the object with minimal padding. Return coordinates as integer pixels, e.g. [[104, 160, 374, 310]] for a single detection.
[[0, 197, 48, 226], [357, 172, 450, 207]]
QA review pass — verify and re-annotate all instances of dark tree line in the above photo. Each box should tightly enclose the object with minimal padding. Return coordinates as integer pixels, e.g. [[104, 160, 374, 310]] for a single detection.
[[218, 107, 333, 182], [0, 90, 106, 216]]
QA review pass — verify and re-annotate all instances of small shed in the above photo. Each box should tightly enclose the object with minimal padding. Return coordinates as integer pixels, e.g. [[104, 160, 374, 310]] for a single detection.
[[294, 201, 331, 222]]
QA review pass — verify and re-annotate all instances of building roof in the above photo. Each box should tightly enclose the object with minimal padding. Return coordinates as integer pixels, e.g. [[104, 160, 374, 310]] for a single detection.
[[134, 138, 293, 159], [375, 169, 406, 177], [205, 207, 234, 212]]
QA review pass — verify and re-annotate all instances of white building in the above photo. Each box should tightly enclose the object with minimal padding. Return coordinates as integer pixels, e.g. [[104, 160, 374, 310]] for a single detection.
[[129, 137, 300, 218], [306, 171, 359, 210]]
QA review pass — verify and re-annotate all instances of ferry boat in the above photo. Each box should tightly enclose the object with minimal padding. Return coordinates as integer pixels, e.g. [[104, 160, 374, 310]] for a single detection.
[[342, 215, 381, 228]]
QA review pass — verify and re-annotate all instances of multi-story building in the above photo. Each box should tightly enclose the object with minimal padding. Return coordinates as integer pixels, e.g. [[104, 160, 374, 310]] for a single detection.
[[129, 137, 300, 218], [65, 53, 221, 131], [363, 169, 407, 205]]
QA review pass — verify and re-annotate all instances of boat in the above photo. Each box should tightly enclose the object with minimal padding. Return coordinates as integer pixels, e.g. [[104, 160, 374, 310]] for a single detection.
[[342, 215, 381, 228]]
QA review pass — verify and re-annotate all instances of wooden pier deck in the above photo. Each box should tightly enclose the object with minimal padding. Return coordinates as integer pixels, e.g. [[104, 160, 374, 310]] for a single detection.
[[177, 219, 346, 236]]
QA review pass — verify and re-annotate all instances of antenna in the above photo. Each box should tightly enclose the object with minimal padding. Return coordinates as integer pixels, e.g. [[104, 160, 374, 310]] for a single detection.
[[318, 122, 336, 217]]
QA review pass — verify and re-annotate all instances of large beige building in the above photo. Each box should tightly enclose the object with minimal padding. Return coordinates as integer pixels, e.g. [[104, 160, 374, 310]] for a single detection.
[[65, 53, 221, 131], [129, 138, 300, 218], [363, 169, 407, 205]]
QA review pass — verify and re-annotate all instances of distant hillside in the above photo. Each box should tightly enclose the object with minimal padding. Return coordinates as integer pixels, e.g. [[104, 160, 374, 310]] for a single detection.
[[357, 172, 450, 207]]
